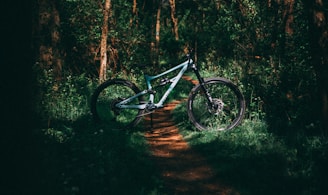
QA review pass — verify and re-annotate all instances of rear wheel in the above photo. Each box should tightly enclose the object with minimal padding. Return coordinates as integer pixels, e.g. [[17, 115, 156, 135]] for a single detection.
[[187, 78, 245, 131], [91, 79, 144, 129]]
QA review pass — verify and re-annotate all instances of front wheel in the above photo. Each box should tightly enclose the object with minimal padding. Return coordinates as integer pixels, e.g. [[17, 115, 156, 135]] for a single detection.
[[91, 79, 144, 129], [187, 78, 245, 131]]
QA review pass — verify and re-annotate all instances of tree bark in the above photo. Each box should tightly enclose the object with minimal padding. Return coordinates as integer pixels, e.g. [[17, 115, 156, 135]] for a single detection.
[[155, 3, 161, 58], [283, 0, 294, 35], [306, 0, 328, 134], [150, 1, 161, 65], [99, 0, 111, 83], [37, 0, 64, 82], [169, 0, 179, 40], [50, 0, 63, 81], [130, 0, 138, 27]]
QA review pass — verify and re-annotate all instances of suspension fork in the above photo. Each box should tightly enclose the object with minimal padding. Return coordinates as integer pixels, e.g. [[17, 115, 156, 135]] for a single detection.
[[191, 63, 214, 105]]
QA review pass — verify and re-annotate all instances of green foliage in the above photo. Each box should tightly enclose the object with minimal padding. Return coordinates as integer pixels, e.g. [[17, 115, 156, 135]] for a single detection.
[[56, 0, 103, 74], [34, 65, 95, 125], [59, 0, 102, 44], [47, 0, 321, 136], [173, 103, 328, 194], [33, 0, 328, 193], [37, 119, 164, 194], [33, 66, 165, 193]]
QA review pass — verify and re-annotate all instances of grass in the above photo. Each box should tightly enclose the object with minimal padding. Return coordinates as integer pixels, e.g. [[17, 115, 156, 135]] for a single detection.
[[36, 117, 164, 195], [35, 107, 328, 195], [173, 102, 328, 195], [33, 71, 194, 194], [33, 72, 328, 195]]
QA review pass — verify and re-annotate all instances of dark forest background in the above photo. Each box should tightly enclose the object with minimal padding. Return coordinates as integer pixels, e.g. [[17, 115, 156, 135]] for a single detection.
[[1, 0, 328, 194], [29, 0, 328, 135]]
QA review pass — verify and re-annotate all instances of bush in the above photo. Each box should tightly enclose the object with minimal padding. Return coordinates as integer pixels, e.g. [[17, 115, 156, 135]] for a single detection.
[[34, 66, 95, 125]]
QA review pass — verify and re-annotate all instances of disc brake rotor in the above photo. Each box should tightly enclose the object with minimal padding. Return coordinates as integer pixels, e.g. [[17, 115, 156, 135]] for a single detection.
[[209, 98, 224, 115], [110, 98, 124, 115]]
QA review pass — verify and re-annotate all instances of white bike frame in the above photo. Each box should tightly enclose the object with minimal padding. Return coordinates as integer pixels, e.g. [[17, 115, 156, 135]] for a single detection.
[[116, 59, 193, 110]]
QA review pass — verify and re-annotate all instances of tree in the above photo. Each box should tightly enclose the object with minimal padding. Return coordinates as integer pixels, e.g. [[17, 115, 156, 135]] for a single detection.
[[169, 0, 179, 40], [99, 0, 111, 83], [150, 0, 162, 65], [305, 0, 328, 134], [32, 0, 327, 135], [130, 0, 138, 27], [36, 0, 64, 81]]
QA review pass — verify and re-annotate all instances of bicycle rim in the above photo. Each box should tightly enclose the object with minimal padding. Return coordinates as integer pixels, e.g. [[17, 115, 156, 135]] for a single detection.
[[91, 80, 143, 129], [188, 78, 245, 131]]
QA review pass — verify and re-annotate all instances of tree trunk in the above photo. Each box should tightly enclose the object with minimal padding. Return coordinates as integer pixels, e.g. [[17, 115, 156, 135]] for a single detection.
[[283, 0, 294, 35], [37, 0, 64, 82], [130, 0, 138, 27], [169, 0, 179, 40], [155, 2, 161, 63], [99, 0, 111, 83], [306, 0, 328, 134], [150, 1, 161, 65], [50, 0, 63, 81]]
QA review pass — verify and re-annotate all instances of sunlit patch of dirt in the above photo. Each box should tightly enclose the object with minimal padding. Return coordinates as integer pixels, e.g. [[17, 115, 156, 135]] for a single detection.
[[144, 100, 239, 194], [182, 75, 199, 85]]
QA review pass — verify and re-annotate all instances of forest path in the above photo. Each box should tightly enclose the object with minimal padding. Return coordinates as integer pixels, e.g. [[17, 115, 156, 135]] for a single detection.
[[144, 77, 239, 194]]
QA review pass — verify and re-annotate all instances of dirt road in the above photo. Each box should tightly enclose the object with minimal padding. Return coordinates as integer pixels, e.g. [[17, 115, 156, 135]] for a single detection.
[[144, 100, 239, 194]]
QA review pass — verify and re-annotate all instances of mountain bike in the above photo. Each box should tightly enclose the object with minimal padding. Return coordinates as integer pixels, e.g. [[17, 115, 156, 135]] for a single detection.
[[91, 52, 245, 131]]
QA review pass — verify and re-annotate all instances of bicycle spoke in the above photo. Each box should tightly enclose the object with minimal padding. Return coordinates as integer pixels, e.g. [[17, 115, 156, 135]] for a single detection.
[[91, 79, 144, 129], [188, 78, 245, 131]]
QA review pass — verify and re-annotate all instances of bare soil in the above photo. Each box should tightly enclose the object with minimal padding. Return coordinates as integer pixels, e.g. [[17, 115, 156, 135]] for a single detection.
[[144, 100, 239, 194]]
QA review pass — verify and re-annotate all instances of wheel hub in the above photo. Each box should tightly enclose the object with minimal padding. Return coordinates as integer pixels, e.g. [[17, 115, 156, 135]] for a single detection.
[[110, 98, 123, 115], [209, 98, 224, 115]]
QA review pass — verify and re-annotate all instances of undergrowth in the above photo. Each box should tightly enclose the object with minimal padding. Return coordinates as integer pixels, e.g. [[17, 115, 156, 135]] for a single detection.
[[36, 118, 164, 194], [173, 102, 328, 195], [33, 65, 327, 195], [33, 70, 164, 194]]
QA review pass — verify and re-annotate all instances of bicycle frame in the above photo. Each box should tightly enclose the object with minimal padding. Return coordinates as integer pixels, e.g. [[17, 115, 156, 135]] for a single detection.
[[116, 59, 193, 110]]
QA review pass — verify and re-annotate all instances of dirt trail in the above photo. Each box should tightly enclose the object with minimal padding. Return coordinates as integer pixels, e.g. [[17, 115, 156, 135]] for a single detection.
[[144, 99, 239, 195]]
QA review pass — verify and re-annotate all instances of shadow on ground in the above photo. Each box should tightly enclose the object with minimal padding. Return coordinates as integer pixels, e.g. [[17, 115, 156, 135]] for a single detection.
[[144, 100, 239, 195], [35, 116, 163, 195]]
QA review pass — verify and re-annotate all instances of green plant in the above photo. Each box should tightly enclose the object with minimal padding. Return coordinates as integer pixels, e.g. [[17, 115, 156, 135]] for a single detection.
[[174, 101, 328, 194], [37, 117, 164, 194], [34, 66, 95, 126]]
